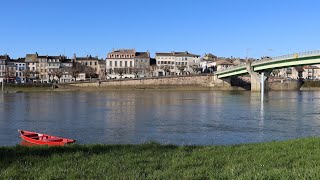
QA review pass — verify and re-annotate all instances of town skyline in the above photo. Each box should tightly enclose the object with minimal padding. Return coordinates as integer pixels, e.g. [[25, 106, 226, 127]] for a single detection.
[[2, 0, 320, 59]]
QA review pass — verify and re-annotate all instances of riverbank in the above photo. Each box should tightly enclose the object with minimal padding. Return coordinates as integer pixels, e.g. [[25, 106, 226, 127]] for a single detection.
[[1, 138, 320, 179]]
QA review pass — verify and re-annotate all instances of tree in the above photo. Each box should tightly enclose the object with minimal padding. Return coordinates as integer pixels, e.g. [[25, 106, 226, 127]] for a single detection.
[[189, 65, 201, 74], [23, 69, 31, 83], [160, 65, 170, 76], [4, 67, 15, 83], [115, 68, 124, 79], [147, 65, 157, 77], [71, 62, 85, 81], [132, 68, 141, 78], [177, 65, 186, 75], [54, 69, 64, 83], [31, 71, 40, 82], [271, 69, 280, 77], [85, 66, 96, 81]]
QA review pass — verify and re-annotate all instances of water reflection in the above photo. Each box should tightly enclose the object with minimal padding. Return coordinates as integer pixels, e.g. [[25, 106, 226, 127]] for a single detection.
[[1, 91, 320, 146]]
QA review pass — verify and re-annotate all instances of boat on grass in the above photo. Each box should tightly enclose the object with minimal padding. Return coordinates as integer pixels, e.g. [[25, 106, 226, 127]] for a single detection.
[[18, 130, 76, 146]]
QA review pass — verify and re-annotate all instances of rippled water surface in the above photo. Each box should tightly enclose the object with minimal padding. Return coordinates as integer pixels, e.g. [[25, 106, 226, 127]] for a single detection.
[[1, 90, 320, 146]]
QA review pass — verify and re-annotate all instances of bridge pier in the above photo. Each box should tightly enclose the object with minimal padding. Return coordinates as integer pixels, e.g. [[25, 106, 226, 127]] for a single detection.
[[250, 72, 269, 92], [246, 61, 271, 101]]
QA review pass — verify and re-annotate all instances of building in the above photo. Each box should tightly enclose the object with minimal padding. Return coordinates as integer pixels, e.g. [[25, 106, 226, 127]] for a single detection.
[[155, 51, 200, 76], [0, 55, 10, 81], [134, 52, 150, 77], [303, 65, 320, 80], [98, 60, 106, 80], [74, 54, 100, 76], [59, 59, 73, 83], [12, 58, 27, 83], [106, 49, 136, 79], [25, 53, 39, 81], [203, 53, 218, 61], [4, 61, 16, 83]]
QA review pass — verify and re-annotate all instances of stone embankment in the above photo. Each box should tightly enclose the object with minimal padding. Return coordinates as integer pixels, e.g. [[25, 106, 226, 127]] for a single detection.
[[58, 75, 246, 91], [58, 75, 319, 91]]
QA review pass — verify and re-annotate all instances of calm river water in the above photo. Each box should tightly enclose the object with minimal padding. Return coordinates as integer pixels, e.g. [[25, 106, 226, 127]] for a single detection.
[[1, 90, 320, 146]]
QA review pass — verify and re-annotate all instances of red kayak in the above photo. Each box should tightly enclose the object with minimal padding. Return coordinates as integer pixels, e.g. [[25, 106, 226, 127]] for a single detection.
[[18, 130, 76, 146]]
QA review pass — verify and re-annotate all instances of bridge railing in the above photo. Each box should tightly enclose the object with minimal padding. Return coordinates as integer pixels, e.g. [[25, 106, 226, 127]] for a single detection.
[[216, 49, 320, 74], [272, 50, 320, 60], [215, 62, 246, 74]]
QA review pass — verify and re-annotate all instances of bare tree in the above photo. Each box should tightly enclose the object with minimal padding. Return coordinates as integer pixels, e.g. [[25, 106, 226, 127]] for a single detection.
[[132, 68, 141, 78], [23, 69, 31, 83], [177, 65, 186, 76], [71, 62, 85, 81], [4, 67, 15, 83], [160, 65, 171, 76], [189, 65, 201, 74], [147, 65, 157, 77], [115, 68, 124, 79], [85, 66, 96, 81], [54, 69, 63, 83], [271, 69, 280, 77]]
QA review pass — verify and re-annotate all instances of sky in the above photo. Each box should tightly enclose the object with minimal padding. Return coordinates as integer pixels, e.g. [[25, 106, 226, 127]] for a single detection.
[[1, 0, 320, 59]]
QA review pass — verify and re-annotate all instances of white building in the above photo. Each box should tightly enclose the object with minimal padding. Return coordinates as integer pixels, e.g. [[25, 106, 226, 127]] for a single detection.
[[106, 49, 136, 79], [155, 51, 200, 76], [13, 59, 27, 83]]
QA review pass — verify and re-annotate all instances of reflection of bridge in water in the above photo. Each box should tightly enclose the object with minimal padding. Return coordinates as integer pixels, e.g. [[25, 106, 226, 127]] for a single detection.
[[214, 50, 320, 99]]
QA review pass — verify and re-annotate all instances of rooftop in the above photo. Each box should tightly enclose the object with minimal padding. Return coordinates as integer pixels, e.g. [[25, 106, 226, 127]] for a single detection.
[[135, 52, 150, 58], [156, 51, 200, 57]]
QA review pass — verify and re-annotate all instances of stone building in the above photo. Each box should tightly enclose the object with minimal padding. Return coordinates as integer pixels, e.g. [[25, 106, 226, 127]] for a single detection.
[[134, 52, 150, 77], [106, 49, 136, 79], [37, 55, 65, 82], [0, 55, 10, 80], [25, 53, 39, 81], [155, 51, 200, 76], [74, 54, 108, 80]]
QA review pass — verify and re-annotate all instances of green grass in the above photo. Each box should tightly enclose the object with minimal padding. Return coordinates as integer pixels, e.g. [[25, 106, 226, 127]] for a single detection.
[[1, 138, 320, 179]]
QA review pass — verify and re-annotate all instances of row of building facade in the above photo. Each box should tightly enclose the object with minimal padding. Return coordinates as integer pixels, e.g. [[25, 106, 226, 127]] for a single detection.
[[1, 49, 320, 83]]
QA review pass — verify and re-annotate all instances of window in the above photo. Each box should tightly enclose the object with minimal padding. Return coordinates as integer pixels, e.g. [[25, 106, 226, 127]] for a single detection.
[[120, 61, 122, 67], [109, 61, 112, 67], [115, 61, 117, 67], [130, 61, 132, 67], [90, 62, 92, 66], [95, 62, 97, 65], [125, 61, 127, 67]]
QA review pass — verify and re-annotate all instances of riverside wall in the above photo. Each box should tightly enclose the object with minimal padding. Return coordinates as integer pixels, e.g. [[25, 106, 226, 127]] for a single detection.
[[59, 75, 247, 91], [58, 75, 310, 91]]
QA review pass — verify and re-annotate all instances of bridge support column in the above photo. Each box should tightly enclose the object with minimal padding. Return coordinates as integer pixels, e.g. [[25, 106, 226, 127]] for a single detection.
[[246, 61, 271, 101]]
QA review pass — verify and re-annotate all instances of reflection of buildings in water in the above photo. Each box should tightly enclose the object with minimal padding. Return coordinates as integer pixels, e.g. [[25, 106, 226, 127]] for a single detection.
[[103, 92, 137, 143]]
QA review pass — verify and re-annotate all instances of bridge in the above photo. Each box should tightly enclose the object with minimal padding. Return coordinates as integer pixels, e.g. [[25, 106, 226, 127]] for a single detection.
[[214, 50, 320, 99]]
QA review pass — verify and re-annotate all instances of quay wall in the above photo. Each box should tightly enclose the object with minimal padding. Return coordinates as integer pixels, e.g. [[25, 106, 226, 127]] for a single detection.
[[59, 75, 246, 91], [58, 75, 309, 91]]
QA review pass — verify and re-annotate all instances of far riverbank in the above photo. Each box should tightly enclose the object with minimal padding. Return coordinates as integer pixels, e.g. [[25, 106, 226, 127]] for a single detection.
[[2, 78, 320, 92]]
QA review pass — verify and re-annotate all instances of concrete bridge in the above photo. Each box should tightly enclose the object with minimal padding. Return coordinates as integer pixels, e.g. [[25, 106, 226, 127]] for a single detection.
[[214, 50, 320, 94]]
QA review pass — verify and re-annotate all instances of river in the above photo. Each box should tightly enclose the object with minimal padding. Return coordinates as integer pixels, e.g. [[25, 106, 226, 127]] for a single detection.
[[1, 90, 320, 146]]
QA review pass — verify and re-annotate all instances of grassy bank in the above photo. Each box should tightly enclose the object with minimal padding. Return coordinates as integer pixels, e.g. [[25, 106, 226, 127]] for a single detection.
[[2, 138, 320, 179], [2, 84, 53, 92]]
